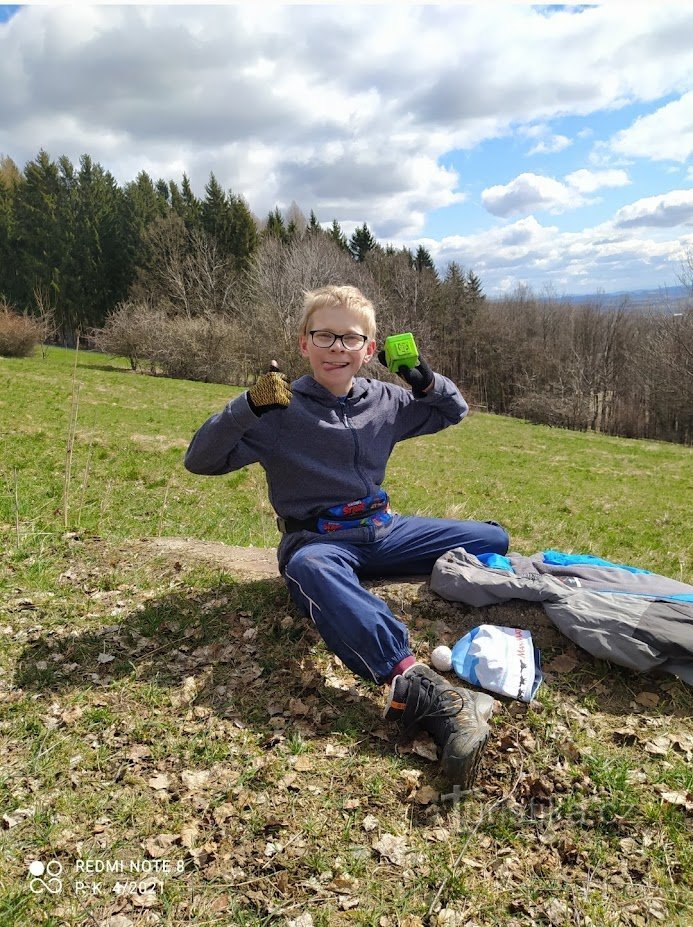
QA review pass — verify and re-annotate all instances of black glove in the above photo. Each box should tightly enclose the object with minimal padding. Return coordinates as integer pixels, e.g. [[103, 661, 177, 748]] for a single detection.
[[377, 350, 435, 398], [247, 361, 292, 416]]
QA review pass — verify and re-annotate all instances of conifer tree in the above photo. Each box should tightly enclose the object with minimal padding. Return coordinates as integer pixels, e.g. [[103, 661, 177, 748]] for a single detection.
[[307, 210, 321, 235], [69, 155, 130, 328], [348, 222, 377, 262], [180, 174, 202, 231], [328, 219, 348, 251], [415, 244, 436, 276], [201, 173, 229, 246], [13, 151, 67, 329], [264, 206, 287, 241], [466, 269, 485, 302], [169, 180, 184, 217], [155, 178, 170, 203], [0, 166, 19, 302], [227, 192, 258, 275]]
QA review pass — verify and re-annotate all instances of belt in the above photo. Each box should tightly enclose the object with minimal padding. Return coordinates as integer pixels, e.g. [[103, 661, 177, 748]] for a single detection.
[[276, 514, 323, 534]]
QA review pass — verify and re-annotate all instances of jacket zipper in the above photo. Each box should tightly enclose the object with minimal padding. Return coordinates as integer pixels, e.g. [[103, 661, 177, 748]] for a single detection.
[[340, 403, 370, 497]]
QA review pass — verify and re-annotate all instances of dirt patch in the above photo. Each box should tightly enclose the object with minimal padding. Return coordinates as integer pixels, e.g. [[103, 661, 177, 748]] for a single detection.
[[141, 537, 281, 576]]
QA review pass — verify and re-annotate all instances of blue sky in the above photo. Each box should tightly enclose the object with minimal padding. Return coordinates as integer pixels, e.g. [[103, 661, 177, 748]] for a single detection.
[[1, 3, 691, 296]]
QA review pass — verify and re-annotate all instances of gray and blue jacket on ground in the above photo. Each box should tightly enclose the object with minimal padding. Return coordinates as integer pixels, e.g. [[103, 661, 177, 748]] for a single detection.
[[431, 548, 693, 683]]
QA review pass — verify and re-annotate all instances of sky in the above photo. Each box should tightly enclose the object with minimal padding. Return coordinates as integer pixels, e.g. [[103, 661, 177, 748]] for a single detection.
[[1, 2, 692, 297]]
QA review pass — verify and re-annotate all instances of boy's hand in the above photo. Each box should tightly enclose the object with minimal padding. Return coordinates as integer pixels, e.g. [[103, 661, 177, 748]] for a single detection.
[[247, 361, 292, 416], [377, 350, 434, 398]]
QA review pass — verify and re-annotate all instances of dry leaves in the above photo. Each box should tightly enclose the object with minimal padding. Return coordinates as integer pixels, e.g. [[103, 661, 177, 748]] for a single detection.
[[372, 833, 409, 866], [147, 773, 171, 791], [287, 915, 313, 927], [544, 653, 578, 674], [635, 691, 660, 708], [654, 785, 693, 811], [181, 769, 210, 790]]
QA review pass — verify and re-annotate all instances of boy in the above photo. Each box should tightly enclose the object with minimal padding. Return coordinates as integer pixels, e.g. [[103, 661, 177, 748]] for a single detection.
[[185, 285, 509, 789]]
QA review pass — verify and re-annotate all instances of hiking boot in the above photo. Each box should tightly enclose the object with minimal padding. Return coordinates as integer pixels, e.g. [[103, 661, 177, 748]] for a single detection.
[[384, 663, 494, 789]]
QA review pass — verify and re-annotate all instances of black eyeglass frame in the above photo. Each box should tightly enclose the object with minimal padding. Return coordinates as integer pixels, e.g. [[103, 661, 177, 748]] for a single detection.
[[308, 330, 370, 351]]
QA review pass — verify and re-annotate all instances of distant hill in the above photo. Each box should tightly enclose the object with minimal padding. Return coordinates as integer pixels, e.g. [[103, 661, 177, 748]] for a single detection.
[[565, 285, 690, 311]]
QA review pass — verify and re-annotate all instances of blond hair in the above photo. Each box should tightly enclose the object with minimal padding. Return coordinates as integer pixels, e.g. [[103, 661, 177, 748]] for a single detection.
[[299, 285, 376, 339]]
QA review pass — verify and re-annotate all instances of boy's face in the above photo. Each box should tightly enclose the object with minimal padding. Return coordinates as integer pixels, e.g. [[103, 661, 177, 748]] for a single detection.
[[299, 304, 376, 395]]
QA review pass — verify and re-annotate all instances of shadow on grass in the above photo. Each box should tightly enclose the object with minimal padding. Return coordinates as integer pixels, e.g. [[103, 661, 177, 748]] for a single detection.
[[14, 575, 393, 758], [13, 570, 691, 801]]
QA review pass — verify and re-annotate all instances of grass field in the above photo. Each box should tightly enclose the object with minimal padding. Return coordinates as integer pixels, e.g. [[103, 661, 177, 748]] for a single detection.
[[1, 347, 691, 926]]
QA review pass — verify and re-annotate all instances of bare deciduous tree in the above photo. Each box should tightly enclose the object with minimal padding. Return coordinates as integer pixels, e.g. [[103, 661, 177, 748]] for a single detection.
[[243, 234, 373, 377], [131, 215, 239, 318]]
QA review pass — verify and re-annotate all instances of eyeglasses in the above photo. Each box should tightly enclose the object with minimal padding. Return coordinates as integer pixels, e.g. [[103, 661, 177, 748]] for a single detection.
[[308, 330, 369, 351]]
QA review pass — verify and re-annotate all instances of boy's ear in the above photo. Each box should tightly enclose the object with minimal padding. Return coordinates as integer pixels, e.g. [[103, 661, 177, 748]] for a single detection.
[[363, 338, 377, 363], [299, 334, 309, 357]]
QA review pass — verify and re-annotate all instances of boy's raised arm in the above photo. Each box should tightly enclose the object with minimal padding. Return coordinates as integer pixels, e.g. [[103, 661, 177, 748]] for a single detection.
[[184, 362, 290, 475]]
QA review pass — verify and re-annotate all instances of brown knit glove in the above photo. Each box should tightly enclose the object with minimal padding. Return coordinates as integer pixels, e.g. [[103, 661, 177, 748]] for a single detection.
[[247, 361, 292, 416]]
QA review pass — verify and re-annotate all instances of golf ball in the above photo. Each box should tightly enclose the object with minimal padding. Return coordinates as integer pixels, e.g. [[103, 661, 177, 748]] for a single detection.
[[430, 645, 453, 672]]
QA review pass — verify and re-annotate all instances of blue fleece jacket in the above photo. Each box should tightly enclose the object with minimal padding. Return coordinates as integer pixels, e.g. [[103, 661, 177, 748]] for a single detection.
[[184, 371, 468, 567]]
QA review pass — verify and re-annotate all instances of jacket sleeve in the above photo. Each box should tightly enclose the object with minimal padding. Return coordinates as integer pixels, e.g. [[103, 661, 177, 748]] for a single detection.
[[392, 372, 468, 443], [184, 392, 274, 475]]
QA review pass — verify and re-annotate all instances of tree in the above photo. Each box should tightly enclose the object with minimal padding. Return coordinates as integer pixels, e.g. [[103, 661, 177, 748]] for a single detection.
[[179, 174, 202, 231], [466, 269, 485, 302], [130, 212, 239, 320], [244, 233, 372, 375], [364, 246, 439, 357], [414, 245, 436, 275], [62, 155, 131, 330], [285, 200, 307, 239], [13, 151, 69, 333], [0, 160, 21, 302], [264, 206, 287, 242], [155, 178, 170, 203], [307, 210, 321, 236], [226, 192, 259, 276], [328, 219, 349, 251], [201, 173, 229, 246], [349, 222, 377, 262]]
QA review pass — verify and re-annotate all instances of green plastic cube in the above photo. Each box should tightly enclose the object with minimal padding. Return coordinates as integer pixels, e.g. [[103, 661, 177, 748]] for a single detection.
[[384, 332, 419, 372]]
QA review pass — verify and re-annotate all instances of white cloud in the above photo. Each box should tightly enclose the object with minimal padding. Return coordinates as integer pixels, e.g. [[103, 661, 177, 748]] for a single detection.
[[609, 92, 693, 162], [528, 135, 572, 155], [613, 189, 693, 229], [416, 215, 684, 296], [564, 169, 631, 193], [482, 168, 632, 218], [482, 173, 585, 217]]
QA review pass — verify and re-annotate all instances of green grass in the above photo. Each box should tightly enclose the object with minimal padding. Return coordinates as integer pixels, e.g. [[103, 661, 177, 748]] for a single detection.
[[2, 346, 691, 581], [1, 347, 691, 926]]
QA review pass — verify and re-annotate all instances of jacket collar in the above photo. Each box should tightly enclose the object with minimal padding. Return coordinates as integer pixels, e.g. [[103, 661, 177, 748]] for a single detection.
[[292, 375, 370, 405]]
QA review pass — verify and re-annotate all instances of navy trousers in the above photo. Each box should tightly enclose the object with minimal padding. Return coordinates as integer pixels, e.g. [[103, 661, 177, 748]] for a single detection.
[[283, 514, 509, 685]]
